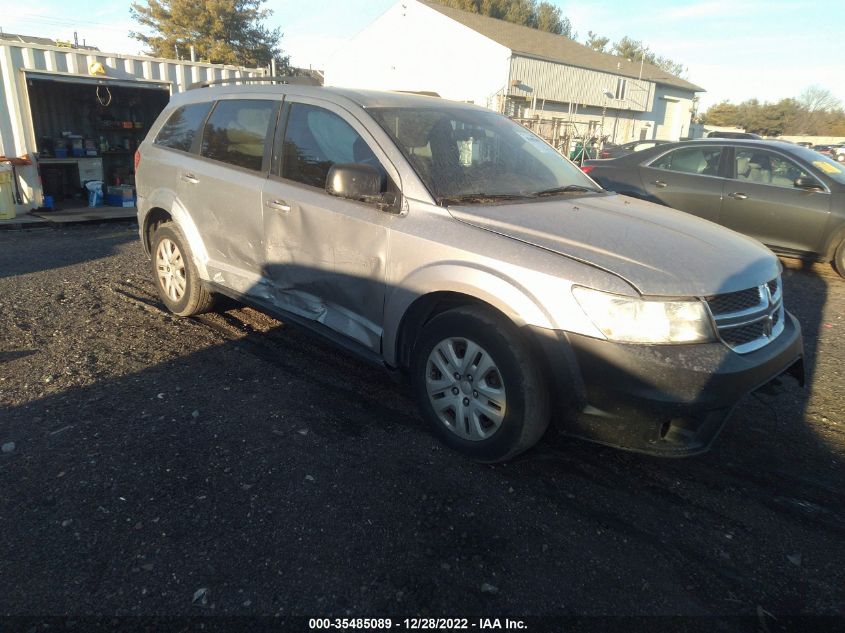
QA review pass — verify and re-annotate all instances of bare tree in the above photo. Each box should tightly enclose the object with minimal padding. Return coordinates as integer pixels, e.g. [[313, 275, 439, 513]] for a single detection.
[[798, 85, 841, 113], [797, 86, 842, 134]]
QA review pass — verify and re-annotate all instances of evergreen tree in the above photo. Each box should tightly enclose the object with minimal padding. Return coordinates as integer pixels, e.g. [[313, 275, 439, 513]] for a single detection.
[[434, 0, 573, 37], [584, 31, 610, 53], [701, 93, 845, 136], [130, 0, 287, 68]]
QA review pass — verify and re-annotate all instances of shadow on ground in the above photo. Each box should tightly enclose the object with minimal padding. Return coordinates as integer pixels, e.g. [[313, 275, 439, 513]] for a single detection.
[[0, 260, 841, 621]]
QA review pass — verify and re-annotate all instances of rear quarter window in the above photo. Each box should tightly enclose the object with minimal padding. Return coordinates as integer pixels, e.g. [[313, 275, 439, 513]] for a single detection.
[[650, 146, 722, 176], [154, 102, 213, 152]]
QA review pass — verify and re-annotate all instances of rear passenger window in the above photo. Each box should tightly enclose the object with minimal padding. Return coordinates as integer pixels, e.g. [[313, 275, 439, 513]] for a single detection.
[[200, 99, 279, 172], [651, 147, 722, 176], [281, 103, 381, 189], [154, 103, 213, 152]]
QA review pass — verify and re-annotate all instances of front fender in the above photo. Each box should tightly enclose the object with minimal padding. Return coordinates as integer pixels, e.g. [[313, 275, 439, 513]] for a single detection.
[[381, 263, 557, 366]]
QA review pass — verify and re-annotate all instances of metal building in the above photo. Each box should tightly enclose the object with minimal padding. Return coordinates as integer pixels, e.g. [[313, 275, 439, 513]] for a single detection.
[[0, 34, 267, 213], [325, 0, 704, 150]]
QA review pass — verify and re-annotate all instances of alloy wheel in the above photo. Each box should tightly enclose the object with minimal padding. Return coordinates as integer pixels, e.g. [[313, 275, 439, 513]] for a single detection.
[[155, 238, 187, 302]]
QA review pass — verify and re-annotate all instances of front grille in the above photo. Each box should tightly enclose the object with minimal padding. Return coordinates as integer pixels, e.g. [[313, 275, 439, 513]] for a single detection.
[[721, 321, 767, 347], [706, 287, 763, 315], [705, 277, 784, 354]]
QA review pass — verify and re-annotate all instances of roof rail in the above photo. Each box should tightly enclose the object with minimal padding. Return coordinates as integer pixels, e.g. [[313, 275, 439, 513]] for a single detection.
[[187, 75, 321, 90]]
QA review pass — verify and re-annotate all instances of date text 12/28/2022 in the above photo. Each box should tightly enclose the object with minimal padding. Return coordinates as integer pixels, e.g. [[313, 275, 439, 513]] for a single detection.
[[308, 618, 527, 630]]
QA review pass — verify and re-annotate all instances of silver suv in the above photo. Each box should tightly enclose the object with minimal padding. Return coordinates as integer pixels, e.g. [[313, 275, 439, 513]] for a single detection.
[[136, 81, 804, 462]]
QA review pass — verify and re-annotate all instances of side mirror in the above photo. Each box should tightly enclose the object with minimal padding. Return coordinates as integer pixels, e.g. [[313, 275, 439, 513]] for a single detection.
[[794, 176, 824, 192], [327, 163, 392, 208]]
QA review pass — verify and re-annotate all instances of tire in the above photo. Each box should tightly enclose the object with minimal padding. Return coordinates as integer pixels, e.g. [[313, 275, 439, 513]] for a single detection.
[[150, 222, 215, 316], [410, 306, 550, 462], [834, 239, 845, 278]]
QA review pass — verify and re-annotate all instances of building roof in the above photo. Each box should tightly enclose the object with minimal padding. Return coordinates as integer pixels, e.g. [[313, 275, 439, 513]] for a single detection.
[[0, 31, 99, 50], [420, 1, 704, 93], [291, 67, 325, 86]]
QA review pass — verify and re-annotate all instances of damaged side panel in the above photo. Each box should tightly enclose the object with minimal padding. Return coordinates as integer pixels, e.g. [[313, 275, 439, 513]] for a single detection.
[[261, 180, 390, 352], [178, 154, 268, 293]]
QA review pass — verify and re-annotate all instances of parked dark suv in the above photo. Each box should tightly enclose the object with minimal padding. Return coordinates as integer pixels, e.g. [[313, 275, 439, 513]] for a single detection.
[[584, 139, 845, 276]]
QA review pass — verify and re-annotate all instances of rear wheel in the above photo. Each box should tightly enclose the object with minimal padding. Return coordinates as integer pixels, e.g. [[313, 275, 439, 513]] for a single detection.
[[411, 306, 549, 462], [151, 222, 215, 316]]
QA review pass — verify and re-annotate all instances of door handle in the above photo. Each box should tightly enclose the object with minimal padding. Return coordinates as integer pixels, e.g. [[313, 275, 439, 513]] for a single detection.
[[181, 172, 199, 184], [653, 180, 668, 188], [265, 199, 291, 213], [728, 192, 748, 200]]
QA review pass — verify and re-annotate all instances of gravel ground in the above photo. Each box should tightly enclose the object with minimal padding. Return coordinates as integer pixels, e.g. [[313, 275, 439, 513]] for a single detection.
[[0, 223, 843, 626]]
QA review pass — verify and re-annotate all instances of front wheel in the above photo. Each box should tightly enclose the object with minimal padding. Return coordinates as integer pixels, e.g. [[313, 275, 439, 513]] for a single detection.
[[411, 306, 550, 462]]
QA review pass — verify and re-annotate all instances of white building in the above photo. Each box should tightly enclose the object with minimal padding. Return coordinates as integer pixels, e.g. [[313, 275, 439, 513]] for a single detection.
[[0, 33, 267, 213], [326, 0, 703, 145]]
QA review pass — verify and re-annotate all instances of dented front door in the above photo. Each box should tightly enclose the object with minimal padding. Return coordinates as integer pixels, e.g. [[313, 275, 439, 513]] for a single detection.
[[261, 97, 398, 353]]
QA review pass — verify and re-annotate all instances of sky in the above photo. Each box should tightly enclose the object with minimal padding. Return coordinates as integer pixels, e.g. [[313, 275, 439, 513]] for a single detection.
[[2, 0, 843, 112]]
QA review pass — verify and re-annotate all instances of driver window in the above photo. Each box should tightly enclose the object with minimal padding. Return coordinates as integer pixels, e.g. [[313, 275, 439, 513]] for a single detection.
[[734, 149, 811, 188], [280, 103, 387, 190]]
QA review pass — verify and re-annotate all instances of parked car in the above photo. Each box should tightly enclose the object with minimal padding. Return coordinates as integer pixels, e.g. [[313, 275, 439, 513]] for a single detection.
[[833, 145, 845, 163], [813, 144, 844, 158], [706, 131, 762, 139], [583, 139, 845, 276], [136, 83, 803, 461], [598, 139, 673, 159]]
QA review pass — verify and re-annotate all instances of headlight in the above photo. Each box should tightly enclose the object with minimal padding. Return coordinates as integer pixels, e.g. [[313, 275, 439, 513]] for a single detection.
[[572, 286, 714, 344]]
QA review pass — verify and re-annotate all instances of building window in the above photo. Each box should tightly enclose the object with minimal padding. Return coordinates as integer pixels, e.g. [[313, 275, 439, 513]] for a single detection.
[[615, 78, 628, 101]]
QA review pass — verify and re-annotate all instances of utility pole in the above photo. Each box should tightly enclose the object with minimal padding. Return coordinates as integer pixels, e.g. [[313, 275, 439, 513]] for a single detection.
[[638, 45, 649, 80], [599, 89, 614, 153]]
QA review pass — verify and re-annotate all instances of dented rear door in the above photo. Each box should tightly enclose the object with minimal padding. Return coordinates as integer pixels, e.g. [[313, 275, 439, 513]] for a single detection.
[[187, 96, 281, 295]]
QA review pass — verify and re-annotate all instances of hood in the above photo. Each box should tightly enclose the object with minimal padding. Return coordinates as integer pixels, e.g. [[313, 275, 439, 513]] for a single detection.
[[448, 193, 779, 297]]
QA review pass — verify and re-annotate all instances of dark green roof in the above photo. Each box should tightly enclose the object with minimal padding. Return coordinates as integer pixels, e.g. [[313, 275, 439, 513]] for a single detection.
[[420, 1, 703, 93]]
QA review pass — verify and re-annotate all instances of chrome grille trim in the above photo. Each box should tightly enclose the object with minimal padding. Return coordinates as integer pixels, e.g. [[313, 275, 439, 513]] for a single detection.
[[705, 277, 784, 354]]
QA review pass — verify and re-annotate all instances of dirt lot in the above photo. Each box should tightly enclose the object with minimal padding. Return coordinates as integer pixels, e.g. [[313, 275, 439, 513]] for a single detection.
[[0, 223, 843, 628]]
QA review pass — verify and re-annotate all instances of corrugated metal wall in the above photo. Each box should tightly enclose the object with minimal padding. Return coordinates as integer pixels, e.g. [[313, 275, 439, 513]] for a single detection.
[[0, 41, 267, 210], [6, 43, 265, 95], [508, 55, 656, 112]]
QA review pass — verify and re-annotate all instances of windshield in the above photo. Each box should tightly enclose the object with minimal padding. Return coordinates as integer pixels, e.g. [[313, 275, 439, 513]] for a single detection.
[[368, 106, 600, 204]]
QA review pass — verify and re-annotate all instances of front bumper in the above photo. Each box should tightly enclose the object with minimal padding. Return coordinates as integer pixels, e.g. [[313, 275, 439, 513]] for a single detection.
[[527, 312, 804, 456]]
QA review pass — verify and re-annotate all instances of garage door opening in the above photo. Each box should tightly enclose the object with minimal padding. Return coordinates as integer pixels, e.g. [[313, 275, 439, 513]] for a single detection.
[[27, 77, 169, 207]]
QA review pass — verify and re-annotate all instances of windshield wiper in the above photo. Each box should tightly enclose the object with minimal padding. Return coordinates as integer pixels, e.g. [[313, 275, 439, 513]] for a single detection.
[[439, 193, 533, 205], [532, 185, 601, 197]]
